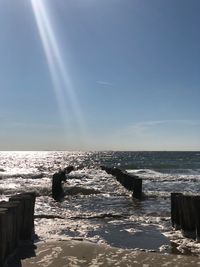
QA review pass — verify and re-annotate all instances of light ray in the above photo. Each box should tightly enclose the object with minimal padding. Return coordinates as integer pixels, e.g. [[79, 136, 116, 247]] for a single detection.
[[31, 0, 69, 126], [30, 0, 87, 143]]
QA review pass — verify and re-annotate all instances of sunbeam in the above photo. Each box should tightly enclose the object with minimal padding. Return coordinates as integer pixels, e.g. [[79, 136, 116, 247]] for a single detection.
[[30, 0, 87, 144]]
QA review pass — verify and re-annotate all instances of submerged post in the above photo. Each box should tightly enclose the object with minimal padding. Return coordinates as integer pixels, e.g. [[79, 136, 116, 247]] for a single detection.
[[0, 208, 8, 267], [101, 166, 143, 200], [193, 196, 200, 241], [180, 195, 196, 238], [171, 193, 182, 230], [132, 178, 142, 199]]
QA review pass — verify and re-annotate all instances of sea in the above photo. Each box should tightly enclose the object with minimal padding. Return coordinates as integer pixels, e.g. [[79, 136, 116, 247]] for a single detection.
[[1, 151, 200, 255]]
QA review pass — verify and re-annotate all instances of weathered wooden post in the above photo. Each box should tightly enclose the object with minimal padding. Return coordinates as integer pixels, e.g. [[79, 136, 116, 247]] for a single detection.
[[180, 195, 196, 238], [0, 202, 20, 255], [19, 193, 35, 240], [192, 195, 200, 241], [9, 192, 36, 241], [171, 193, 182, 230], [132, 178, 142, 199], [9, 195, 25, 241], [112, 168, 123, 180], [0, 192, 36, 266], [9, 198, 23, 240], [0, 208, 8, 267], [20, 192, 36, 235], [128, 175, 136, 191], [102, 167, 143, 199], [103, 166, 115, 178], [116, 171, 126, 186], [120, 174, 134, 191]]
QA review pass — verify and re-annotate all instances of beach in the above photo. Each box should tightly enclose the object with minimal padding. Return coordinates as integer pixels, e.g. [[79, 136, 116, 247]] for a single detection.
[[7, 240, 200, 267]]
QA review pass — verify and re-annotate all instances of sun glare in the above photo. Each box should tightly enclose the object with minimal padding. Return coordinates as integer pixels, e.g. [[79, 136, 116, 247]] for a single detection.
[[30, 0, 87, 145]]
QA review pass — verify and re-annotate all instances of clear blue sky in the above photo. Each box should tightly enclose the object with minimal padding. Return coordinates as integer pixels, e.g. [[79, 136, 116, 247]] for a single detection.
[[0, 0, 200, 151]]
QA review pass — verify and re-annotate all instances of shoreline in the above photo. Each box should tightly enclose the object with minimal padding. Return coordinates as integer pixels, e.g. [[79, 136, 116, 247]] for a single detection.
[[6, 239, 200, 267]]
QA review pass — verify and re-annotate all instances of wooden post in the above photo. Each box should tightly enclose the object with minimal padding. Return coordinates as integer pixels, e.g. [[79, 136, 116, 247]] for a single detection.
[[179, 195, 196, 239], [192, 196, 200, 241], [116, 172, 126, 185], [132, 178, 142, 199], [119, 174, 134, 191], [0, 202, 20, 253], [112, 168, 123, 180], [0, 193, 36, 266], [18, 192, 36, 234], [18, 194, 35, 240], [0, 208, 8, 267], [9, 199, 23, 242], [102, 167, 142, 198], [9, 192, 36, 241], [126, 175, 135, 191], [171, 193, 182, 230], [9, 195, 25, 241]]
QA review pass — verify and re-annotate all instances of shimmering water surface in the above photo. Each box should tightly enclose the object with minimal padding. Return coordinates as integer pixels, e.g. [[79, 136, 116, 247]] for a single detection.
[[1, 151, 200, 254]]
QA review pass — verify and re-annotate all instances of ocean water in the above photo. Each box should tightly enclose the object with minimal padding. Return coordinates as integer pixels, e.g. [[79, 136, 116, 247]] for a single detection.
[[1, 151, 200, 255]]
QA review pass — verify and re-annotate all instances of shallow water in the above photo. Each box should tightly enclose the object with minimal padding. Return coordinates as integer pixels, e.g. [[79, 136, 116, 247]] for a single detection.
[[1, 151, 200, 255]]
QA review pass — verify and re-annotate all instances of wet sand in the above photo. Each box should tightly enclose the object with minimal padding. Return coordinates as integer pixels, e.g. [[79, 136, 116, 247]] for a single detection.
[[6, 240, 200, 267]]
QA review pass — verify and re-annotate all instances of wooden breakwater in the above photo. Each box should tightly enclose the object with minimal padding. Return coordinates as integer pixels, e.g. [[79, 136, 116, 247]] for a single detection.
[[101, 166, 142, 199], [0, 192, 36, 267], [171, 193, 200, 240]]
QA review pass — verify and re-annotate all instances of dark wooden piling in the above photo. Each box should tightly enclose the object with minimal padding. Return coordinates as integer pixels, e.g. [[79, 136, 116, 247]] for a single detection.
[[9, 195, 26, 241], [192, 196, 200, 241], [9, 198, 24, 241], [179, 195, 196, 238], [0, 202, 20, 254], [171, 193, 199, 239], [0, 192, 36, 266], [0, 208, 8, 267], [116, 172, 133, 190], [115, 172, 124, 184], [132, 178, 142, 199], [171, 193, 182, 230], [101, 166, 142, 200], [19, 192, 36, 238], [11, 193, 35, 240]]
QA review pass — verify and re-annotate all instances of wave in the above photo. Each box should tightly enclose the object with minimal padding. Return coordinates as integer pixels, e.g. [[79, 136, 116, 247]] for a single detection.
[[128, 168, 200, 176], [127, 169, 161, 176], [127, 169, 200, 183]]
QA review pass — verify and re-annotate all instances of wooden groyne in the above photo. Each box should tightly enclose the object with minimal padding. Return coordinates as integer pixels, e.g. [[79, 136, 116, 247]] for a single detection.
[[171, 193, 200, 240], [0, 192, 36, 267], [101, 166, 142, 199]]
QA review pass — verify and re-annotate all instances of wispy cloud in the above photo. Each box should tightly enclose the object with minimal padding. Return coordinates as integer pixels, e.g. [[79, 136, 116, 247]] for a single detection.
[[96, 80, 114, 87]]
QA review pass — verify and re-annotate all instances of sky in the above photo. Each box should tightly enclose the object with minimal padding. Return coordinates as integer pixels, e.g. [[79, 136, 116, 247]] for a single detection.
[[0, 0, 200, 151]]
